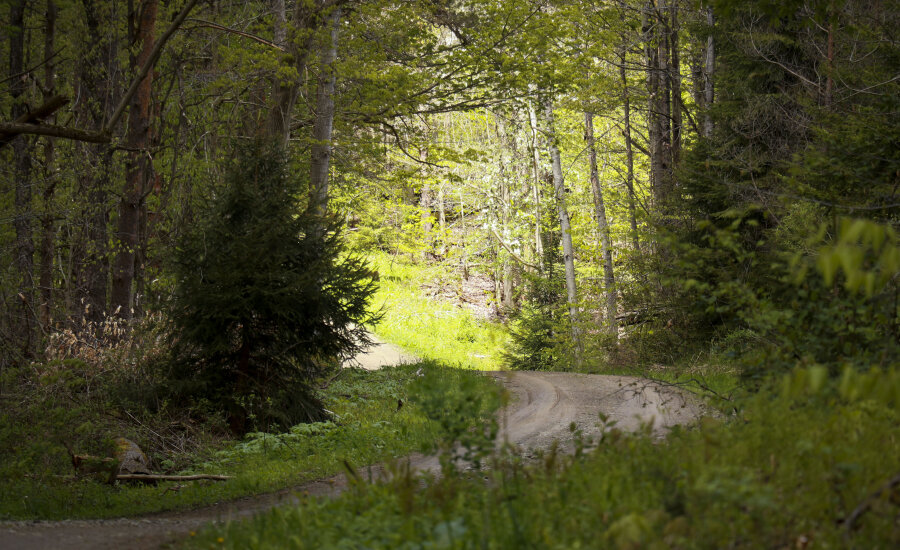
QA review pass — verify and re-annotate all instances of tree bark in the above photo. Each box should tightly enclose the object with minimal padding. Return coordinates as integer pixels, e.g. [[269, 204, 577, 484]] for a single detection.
[[670, 0, 682, 166], [307, 6, 341, 219], [656, 0, 672, 204], [543, 101, 581, 360], [585, 112, 617, 336], [111, 0, 159, 320], [10, 0, 35, 357], [643, 2, 663, 208], [420, 180, 432, 258], [527, 105, 544, 270], [266, 0, 320, 145], [619, 51, 640, 252], [702, 7, 715, 138], [39, 0, 58, 330]]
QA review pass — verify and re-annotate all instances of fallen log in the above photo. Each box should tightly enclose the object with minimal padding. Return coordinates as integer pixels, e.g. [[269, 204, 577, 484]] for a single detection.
[[116, 474, 232, 482]]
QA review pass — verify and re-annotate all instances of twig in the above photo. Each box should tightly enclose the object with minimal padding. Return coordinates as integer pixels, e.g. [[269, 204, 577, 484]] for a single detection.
[[116, 474, 231, 482], [185, 19, 285, 51], [843, 472, 900, 536]]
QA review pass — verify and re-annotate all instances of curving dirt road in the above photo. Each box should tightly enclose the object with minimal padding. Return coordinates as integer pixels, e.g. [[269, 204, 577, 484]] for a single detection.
[[0, 350, 703, 550]]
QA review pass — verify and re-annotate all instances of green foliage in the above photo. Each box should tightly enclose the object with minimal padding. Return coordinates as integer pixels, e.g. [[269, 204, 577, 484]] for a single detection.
[[812, 218, 900, 297], [189, 368, 900, 549], [657, 0, 900, 380], [0, 363, 501, 520], [166, 141, 379, 432]]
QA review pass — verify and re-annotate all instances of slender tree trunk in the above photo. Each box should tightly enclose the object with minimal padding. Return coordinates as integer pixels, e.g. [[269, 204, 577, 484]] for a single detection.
[[657, 0, 672, 203], [10, 0, 35, 357], [307, 7, 341, 219], [39, 0, 58, 331], [643, 2, 664, 207], [111, 0, 158, 320], [824, 21, 834, 106], [437, 183, 446, 256], [585, 112, 617, 336], [702, 7, 715, 138], [619, 51, 640, 252], [670, 0, 682, 166], [420, 181, 432, 258], [544, 101, 581, 360], [527, 105, 544, 270]]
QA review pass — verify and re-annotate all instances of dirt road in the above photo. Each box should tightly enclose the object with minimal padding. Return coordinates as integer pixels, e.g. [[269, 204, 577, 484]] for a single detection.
[[0, 359, 703, 550]]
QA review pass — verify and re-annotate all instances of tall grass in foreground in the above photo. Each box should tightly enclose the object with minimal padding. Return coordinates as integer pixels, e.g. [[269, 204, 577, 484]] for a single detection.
[[188, 368, 900, 549], [368, 252, 509, 370]]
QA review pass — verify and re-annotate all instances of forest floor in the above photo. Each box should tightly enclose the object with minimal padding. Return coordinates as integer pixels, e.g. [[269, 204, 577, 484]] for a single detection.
[[0, 353, 703, 550]]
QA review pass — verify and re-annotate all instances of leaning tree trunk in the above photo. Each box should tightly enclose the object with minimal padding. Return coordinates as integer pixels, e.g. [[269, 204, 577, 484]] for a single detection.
[[544, 101, 581, 361], [307, 6, 341, 220], [111, 0, 158, 320], [585, 112, 617, 336]]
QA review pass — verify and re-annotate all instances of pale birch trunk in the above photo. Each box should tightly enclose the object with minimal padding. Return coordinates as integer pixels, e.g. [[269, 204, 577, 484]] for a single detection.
[[544, 101, 581, 360], [585, 112, 617, 336], [308, 7, 341, 219], [527, 105, 544, 270]]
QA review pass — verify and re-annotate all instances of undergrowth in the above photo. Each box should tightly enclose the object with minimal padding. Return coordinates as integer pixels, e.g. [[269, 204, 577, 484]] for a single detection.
[[0, 357, 501, 520], [188, 367, 900, 549]]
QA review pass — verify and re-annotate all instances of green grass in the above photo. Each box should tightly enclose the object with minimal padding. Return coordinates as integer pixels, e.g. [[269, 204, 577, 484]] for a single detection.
[[0, 363, 501, 520], [368, 252, 510, 370], [186, 368, 900, 549]]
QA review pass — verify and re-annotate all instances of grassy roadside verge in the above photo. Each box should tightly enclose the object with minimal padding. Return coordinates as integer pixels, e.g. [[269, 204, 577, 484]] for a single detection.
[[188, 369, 900, 549], [0, 363, 501, 520]]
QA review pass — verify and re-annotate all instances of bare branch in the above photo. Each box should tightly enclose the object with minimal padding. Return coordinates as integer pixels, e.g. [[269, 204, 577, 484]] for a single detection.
[[0, 122, 109, 143], [104, 0, 200, 133]]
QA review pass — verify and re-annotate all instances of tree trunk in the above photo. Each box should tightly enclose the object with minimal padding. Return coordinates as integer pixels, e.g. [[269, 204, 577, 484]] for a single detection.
[[76, 0, 119, 322], [543, 101, 581, 360], [619, 51, 640, 252], [527, 105, 544, 270], [39, 1, 58, 331], [10, 0, 35, 357], [670, 0, 682, 166], [437, 183, 446, 256], [585, 112, 617, 336], [420, 181, 432, 257], [307, 6, 341, 219], [265, 0, 318, 145], [656, 0, 672, 204], [111, 0, 158, 320], [702, 7, 715, 138], [643, 2, 664, 208]]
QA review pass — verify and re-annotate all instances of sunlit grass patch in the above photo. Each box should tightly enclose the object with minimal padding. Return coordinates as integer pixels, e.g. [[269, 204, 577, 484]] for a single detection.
[[367, 252, 510, 370]]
